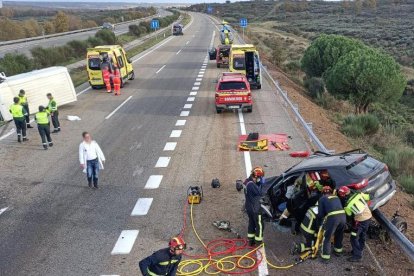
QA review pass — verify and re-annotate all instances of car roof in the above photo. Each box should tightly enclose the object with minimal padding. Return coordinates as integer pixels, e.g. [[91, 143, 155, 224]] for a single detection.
[[220, 72, 247, 82], [290, 153, 366, 172]]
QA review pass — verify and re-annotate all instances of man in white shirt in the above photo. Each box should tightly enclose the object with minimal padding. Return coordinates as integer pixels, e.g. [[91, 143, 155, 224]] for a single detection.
[[79, 132, 105, 188]]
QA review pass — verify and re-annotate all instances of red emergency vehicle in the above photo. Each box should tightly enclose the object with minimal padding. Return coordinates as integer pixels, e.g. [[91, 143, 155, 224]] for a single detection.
[[215, 72, 252, 113]]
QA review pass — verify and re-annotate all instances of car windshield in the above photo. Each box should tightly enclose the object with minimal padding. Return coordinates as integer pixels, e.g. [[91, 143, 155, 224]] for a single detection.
[[88, 58, 101, 70], [219, 81, 247, 90], [233, 56, 245, 70], [347, 156, 379, 176]]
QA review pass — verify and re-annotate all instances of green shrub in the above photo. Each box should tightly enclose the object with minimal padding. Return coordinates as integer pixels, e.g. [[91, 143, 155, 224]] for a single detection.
[[139, 21, 151, 33], [406, 130, 414, 147], [67, 40, 89, 57], [0, 53, 33, 76], [304, 77, 325, 99], [128, 24, 141, 36], [399, 174, 414, 194], [341, 114, 380, 137], [382, 147, 414, 177], [87, 36, 104, 47], [95, 29, 116, 45]]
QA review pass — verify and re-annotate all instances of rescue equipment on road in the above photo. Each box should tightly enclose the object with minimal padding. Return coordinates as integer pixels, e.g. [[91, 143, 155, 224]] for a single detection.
[[289, 151, 311, 158], [187, 186, 203, 204], [211, 178, 221, 188]]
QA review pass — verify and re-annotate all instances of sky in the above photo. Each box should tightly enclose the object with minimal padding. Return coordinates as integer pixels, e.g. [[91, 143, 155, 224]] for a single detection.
[[4, 0, 248, 2]]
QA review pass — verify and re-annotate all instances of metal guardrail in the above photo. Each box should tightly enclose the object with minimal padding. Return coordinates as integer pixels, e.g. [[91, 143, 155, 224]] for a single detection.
[[226, 17, 414, 263], [0, 13, 159, 47]]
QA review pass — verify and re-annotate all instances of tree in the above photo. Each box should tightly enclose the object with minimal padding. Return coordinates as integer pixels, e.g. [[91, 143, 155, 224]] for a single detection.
[[22, 19, 42, 38], [83, 20, 98, 29], [95, 29, 116, 45], [0, 18, 25, 40], [341, 0, 351, 9], [354, 0, 363, 15], [0, 7, 14, 18], [0, 53, 33, 76], [366, 0, 377, 11], [43, 21, 55, 35], [53, 11, 69, 33], [67, 15, 82, 31], [301, 34, 365, 78], [324, 48, 406, 113]]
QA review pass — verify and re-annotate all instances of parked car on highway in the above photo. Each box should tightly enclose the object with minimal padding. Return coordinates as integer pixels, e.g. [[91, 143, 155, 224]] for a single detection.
[[260, 150, 396, 224], [172, 23, 183, 35], [209, 45, 231, 68], [215, 72, 252, 113], [102, 22, 115, 31]]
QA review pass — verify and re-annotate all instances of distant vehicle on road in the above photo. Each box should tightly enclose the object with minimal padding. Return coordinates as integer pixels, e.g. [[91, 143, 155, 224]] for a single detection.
[[0, 67, 77, 121], [86, 45, 135, 89], [215, 72, 252, 113], [172, 23, 183, 35], [102, 22, 115, 31], [260, 150, 397, 223], [209, 45, 231, 68], [229, 44, 262, 89]]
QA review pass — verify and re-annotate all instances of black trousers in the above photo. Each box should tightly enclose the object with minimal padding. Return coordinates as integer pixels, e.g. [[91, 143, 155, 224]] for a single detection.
[[37, 124, 52, 145], [300, 231, 316, 252], [23, 104, 30, 124], [51, 111, 60, 130], [321, 215, 346, 259], [247, 210, 264, 242], [13, 118, 26, 140], [350, 219, 370, 259]]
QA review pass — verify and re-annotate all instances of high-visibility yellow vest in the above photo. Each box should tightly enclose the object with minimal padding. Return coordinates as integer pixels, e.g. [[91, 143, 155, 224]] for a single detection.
[[9, 104, 25, 118], [47, 99, 57, 112], [18, 95, 27, 105], [35, 111, 49, 124], [345, 193, 370, 216]]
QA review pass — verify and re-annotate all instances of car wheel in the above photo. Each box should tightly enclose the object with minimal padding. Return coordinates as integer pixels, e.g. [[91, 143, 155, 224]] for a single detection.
[[247, 106, 253, 113], [257, 84, 262, 89], [217, 63, 220, 68], [129, 71, 135, 80], [216, 107, 222, 114], [120, 79, 125, 88]]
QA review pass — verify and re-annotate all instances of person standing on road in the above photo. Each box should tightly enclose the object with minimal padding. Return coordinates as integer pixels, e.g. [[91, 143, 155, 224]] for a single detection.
[[9, 97, 28, 143], [35, 105, 53, 150], [101, 55, 113, 93], [338, 186, 372, 263], [139, 236, 185, 276], [113, 66, 121, 96], [18, 89, 33, 128], [46, 93, 60, 133], [79, 132, 105, 188], [316, 186, 346, 262], [244, 166, 265, 246]]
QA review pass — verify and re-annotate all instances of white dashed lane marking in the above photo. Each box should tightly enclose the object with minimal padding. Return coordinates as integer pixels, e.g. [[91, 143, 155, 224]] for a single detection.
[[0, 207, 9, 216], [131, 198, 153, 216], [187, 97, 195, 102], [196, 78, 202, 81], [111, 230, 139, 255], [176, 49, 182, 55], [194, 82, 201, 86], [180, 111, 190, 117], [176, 120, 186, 126], [197, 74, 204, 78], [164, 142, 177, 151], [170, 130, 182, 138], [192, 87, 200, 91], [156, 65, 166, 74], [155, 157, 171, 168], [189, 92, 197, 96], [145, 175, 163, 189], [184, 104, 193, 109]]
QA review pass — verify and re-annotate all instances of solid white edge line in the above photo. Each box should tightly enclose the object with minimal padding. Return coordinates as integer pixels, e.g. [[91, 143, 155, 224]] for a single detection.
[[131, 198, 153, 216], [156, 65, 166, 74], [155, 157, 171, 168], [176, 120, 186, 126], [237, 109, 269, 276], [164, 142, 177, 151], [105, 96, 132, 120], [77, 87, 91, 96], [170, 130, 182, 138], [0, 128, 15, 141], [145, 175, 163, 189], [0, 207, 9, 216], [111, 230, 139, 255]]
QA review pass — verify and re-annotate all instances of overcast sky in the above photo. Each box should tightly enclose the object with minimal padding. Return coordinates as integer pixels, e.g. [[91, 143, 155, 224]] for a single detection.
[[5, 0, 247, 2]]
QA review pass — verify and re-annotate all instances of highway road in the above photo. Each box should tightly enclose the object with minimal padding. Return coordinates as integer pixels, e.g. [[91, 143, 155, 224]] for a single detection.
[[0, 9, 170, 58], [0, 13, 382, 276]]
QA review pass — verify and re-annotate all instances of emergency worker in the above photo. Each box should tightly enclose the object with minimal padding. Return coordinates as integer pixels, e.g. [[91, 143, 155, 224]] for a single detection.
[[35, 105, 53, 150], [9, 97, 28, 142], [46, 93, 60, 133], [100, 54, 113, 93], [291, 203, 318, 255], [18, 89, 33, 128], [113, 66, 121, 96]]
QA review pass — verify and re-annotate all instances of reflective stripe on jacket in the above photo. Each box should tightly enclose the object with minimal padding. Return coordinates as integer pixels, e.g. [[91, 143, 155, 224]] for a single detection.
[[139, 248, 181, 276], [345, 192, 372, 222]]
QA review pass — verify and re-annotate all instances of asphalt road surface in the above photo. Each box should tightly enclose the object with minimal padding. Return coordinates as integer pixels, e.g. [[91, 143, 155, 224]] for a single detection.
[[0, 13, 381, 276], [0, 9, 170, 58]]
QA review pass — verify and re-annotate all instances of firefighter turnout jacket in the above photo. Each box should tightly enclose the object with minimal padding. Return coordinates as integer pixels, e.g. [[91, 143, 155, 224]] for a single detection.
[[244, 177, 262, 214], [344, 192, 372, 222], [139, 248, 181, 276], [301, 205, 318, 236], [317, 195, 346, 226]]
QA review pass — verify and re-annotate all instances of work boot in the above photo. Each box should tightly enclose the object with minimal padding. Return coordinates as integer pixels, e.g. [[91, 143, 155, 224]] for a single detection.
[[23, 138, 29, 142], [52, 130, 59, 134], [291, 242, 300, 255], [57, 128, 61, 132], [248, 239, 255, 247], [49, 142, 53, 147], [27, 125, 33, 128], [88, 182, 92, 188], [17, 137, 21, 143], [333, 251, 343, 257], [43, 145, 48, 150], [347, 256, 361, 263]]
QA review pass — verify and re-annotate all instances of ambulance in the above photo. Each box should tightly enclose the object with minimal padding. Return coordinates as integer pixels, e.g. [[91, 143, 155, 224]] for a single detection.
[[229, 44, 262, 89]]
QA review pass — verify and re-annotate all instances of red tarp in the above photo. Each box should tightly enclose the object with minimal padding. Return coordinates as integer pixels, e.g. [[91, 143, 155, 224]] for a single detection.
[[238, 133, 290, 151]]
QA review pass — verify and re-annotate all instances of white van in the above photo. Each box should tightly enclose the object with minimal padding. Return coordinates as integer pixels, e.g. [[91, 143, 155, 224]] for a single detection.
[[0, 66, 77, 121]]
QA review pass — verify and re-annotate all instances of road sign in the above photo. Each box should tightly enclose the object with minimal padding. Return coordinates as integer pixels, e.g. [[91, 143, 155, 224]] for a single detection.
[[240, 18, 248, 28], [207, 6, 213, 14], [151, 19, 160, 30]]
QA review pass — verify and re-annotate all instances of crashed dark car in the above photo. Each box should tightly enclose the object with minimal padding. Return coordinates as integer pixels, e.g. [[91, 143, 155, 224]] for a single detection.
[[260, 149, 396, 225]]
